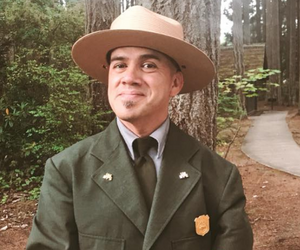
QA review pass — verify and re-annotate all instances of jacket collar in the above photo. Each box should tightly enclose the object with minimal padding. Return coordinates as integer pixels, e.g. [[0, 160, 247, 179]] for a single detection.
[[91, 120, 149, 235], [90, 120, 202, 247]]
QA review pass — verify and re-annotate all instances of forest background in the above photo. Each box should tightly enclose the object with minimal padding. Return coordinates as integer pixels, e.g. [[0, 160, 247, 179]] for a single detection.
[[1, 0, 300, 240]]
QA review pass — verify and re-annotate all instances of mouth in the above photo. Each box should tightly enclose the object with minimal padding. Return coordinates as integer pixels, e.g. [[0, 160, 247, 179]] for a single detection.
[[118, 91, 144, 99]]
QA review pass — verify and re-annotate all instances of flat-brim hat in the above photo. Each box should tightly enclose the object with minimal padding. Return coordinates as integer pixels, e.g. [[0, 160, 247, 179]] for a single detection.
[[72, 5, 215, 94]]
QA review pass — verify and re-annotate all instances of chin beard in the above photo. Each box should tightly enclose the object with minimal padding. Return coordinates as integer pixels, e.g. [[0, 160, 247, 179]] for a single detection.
[[122, 100, 135, 108]]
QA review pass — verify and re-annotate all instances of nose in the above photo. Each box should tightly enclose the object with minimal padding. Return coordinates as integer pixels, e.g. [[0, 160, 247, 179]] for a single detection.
[[121, 65, 142, 85]]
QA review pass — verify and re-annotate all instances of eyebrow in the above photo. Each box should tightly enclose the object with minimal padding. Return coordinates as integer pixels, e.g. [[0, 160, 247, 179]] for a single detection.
[[109, 53, 162, 64]]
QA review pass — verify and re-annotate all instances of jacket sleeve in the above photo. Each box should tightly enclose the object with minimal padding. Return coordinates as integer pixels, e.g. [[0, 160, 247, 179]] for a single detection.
[[212, 166, 253, 250], [26, 158, 79, 250]]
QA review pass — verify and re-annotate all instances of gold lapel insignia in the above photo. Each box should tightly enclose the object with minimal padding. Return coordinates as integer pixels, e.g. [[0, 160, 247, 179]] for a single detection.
[[103, 173, 113, 181], [194, 215, 210, 236], [179, 172, 189, 179]]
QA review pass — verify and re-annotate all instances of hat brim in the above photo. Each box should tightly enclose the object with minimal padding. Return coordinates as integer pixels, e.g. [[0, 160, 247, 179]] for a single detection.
[[72, 30, 215, 94]]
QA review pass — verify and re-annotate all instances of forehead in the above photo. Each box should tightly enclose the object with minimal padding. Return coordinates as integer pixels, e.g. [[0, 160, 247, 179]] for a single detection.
[[110, 47, 166, 60]]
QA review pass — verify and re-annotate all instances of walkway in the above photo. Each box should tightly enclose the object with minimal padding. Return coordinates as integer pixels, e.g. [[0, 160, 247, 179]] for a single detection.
[[242, 111, 300, 177]]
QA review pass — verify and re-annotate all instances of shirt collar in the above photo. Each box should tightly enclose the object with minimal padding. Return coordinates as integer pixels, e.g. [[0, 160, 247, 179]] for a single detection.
[[116, 117, 170, 160]]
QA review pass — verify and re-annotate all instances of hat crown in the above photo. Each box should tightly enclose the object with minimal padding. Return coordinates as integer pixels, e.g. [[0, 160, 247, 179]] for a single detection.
[[111, 6, 184, 40], [72, 5, 215, 93]]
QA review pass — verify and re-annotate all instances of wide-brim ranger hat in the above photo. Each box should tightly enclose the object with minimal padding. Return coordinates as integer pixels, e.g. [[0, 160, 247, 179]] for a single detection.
[[72, 5, 215, 94]]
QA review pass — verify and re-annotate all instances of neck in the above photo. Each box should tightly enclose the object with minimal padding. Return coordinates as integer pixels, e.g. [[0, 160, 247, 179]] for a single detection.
[[118, 116, 168, 137]]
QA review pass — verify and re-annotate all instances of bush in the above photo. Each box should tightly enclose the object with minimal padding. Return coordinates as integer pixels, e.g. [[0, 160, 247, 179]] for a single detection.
[[0, 0, 108, 198]]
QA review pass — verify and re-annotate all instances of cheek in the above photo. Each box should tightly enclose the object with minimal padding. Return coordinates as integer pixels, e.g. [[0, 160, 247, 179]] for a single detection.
[[107, 83, 116, 105], [108, 74, 118, 93]]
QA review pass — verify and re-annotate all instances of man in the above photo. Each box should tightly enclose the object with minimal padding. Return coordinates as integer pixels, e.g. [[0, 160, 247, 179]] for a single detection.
[[27, 5, 253, 250]]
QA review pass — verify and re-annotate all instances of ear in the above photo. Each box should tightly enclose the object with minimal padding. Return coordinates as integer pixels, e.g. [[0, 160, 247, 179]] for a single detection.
[[170, 71, 184, 97]]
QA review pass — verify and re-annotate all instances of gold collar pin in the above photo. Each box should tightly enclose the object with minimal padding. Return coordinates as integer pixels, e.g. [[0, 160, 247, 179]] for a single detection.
[[179, 172, 189, 179], [103, 173, 113, 181]]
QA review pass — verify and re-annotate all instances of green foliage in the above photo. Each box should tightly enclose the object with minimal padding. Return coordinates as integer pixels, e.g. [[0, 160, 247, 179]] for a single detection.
[[217, 94, 244, 131], [0, 0, 106, 200], [217, 68, 280, 144], [1, 193, 9, 204], [220, 68, 280, 98]]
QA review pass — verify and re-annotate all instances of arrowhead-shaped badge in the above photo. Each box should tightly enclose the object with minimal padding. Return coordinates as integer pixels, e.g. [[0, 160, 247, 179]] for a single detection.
[[194, 215, 210, 236]]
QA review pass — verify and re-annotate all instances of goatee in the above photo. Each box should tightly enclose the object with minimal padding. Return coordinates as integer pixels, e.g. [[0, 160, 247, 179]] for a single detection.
[[123, 101, 134, 108]]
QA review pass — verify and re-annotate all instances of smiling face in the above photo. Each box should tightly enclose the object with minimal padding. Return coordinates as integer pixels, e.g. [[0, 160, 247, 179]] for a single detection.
[[108, 47, 183, 136]]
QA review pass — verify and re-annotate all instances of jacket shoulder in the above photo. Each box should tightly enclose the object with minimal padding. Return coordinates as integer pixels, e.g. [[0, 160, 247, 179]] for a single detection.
[[170, 122, 234, 171], [50, 120, 120, 168]]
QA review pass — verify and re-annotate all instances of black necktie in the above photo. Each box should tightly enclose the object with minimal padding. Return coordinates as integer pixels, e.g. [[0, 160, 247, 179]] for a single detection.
[[133, 136, 158, 210]]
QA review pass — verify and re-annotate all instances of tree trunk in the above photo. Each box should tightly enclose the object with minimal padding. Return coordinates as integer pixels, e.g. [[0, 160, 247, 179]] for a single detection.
[[288, 0, 297, 106], [262, 0, 267, 43], [85, 0, 120, 122], [298, 1, 300, 113], [232, 0, 244, 76], [135, 0, 220, 150], [255, 0, 263, 43], [279, 0, 286, 103], [266, 0, 282, 104], [121, 0, 136, 12], [284, 0, 290, 105], [243, 0, 251, 44], [232, 0, 245, 111]]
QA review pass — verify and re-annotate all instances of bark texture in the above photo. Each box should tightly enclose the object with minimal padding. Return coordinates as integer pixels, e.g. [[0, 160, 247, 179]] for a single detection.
[[255, 0, 263, 43], [85, 0, 120, 119], [135, 0, 220, 150], [243, 0, 251, 44], [232, 0, 244, 76], [288, 0, 297, 105], [266, 0, 282, 104], [299, 1, 300, 114], [121, 0, 136, 12], [262, 0, 266, 42]]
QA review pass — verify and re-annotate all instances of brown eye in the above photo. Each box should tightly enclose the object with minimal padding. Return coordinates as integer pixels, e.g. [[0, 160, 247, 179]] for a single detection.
[[142, 63, 157, 70], [111, 62, 127, 72], [114, 63, 126, 69]]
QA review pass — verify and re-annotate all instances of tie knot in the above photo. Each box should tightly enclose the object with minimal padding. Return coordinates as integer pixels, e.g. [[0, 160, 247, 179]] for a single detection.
[[133, 136, 158, 158]]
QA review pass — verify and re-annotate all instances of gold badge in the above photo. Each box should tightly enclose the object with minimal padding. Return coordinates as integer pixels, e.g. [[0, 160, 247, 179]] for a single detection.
[[194, 215, 210, 236]]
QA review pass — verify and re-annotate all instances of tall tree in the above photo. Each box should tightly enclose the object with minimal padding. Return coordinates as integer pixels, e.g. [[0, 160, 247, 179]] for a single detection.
[[121, 0, 136, 11], [298, 1, 300, 113], [255, 0, 263, 42], [262, 0, 267, 42], [281, 0, 289, 95], [135, 0, 221, 150], [232, 0, 246, 112], [288, 0, 297, 105], [251, 0, 266, 43], [243, 0, 251, 44], [85, 0, 120, 120], [232, 0, 244, 76], [266, 0, 282, 104]]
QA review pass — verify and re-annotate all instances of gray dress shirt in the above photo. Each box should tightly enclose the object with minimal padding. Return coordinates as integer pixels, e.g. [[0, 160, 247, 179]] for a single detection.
[[116, 117, 169, 175]]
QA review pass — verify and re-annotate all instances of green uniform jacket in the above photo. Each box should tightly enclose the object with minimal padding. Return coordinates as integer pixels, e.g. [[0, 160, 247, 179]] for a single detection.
[[27, 120, 253, 250]]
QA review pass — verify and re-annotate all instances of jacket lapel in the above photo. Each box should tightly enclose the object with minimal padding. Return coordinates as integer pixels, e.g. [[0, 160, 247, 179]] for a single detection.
[[90, 120, 149, 235], [143, 123, 202, 250]]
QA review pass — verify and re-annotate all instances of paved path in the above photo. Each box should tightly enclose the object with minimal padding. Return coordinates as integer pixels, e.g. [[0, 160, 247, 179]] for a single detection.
[[242, 111, 300, 177]]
